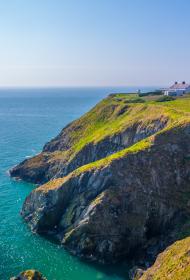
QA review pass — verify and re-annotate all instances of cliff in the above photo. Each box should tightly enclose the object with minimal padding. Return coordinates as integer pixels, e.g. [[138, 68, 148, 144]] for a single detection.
[[10, 94, 190, 270]]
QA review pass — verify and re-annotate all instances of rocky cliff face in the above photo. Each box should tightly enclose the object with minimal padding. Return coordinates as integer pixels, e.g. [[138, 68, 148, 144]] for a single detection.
[[10, 94, 190, 269], [21, 120, 190, 264]]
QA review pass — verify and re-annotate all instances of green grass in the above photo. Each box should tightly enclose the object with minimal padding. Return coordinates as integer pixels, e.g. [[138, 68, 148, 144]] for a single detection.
[[68, 95, 190, 151]]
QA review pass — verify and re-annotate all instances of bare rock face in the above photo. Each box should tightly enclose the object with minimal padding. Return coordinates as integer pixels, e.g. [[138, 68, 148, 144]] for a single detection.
[[10, 270, 46, 280], [21, 122, 190, 264]]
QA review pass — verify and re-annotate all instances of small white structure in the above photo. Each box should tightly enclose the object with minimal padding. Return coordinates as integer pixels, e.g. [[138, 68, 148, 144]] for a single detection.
[[163, 81, 190, 96]]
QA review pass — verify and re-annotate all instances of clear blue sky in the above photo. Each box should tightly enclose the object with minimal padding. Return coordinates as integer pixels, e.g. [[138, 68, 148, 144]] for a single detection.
[[0, 0, 189, 87]]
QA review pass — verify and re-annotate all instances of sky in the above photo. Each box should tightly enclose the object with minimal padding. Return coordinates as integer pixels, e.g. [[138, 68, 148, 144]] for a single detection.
[[0, 0, 189, 87]]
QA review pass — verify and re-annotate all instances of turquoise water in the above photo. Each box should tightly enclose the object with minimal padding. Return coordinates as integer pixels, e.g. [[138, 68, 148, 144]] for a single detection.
[[0, 87, 155, 279]]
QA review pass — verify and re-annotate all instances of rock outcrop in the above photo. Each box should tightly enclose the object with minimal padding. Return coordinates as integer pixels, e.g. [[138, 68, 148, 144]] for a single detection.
[[10, 94, 190, 268], [10, 270, 46, 280]]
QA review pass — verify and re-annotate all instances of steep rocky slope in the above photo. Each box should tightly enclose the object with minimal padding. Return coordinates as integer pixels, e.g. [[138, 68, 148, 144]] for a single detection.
[[21, 119, 190, 264], [138, 237, 190, 280], [10, 94, 190, 268]]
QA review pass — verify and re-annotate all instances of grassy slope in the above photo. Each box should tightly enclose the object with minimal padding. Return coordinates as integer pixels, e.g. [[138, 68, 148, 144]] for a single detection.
[[50, 93, 190, 162], [139, 237, 190, 280], [70, 94, 190, 153], [69, 94, 190, 170]]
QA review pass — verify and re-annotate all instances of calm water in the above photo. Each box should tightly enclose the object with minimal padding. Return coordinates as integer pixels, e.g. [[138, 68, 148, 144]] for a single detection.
[[0, 87, 156, 280]]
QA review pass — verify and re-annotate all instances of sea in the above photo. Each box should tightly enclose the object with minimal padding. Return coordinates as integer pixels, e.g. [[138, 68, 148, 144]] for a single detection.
[[0, 87, 156, 280]]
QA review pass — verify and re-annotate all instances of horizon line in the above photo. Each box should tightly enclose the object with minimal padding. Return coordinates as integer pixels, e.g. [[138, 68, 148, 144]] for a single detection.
[[0, 85, 164, 89]]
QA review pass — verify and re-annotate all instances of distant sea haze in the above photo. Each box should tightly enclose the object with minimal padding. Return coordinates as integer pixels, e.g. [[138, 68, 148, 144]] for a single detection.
[[0, 86, 160, 98]]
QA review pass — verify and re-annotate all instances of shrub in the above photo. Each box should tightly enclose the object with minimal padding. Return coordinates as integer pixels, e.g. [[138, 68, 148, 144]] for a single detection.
[[156, 96, 176, 102], [139, 90, 163, 97], [124, 98, 145, 104]]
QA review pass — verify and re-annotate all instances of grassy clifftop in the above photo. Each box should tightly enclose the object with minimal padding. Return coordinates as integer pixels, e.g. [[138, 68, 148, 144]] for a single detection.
[[45, 93, 190, 156]]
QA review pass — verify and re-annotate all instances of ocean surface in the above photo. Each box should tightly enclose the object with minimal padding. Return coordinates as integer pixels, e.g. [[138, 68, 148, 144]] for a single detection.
[[0, 87, 156, 280]]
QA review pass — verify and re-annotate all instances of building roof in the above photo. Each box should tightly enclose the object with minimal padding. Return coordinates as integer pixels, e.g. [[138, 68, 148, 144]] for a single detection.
[[169, 82, 190, 90]]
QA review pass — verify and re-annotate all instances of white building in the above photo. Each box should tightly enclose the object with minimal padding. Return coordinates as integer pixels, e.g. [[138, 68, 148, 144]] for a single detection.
[[163, 82, 190, 96]]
